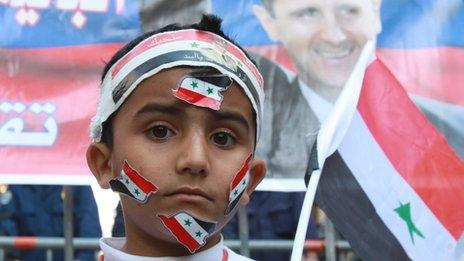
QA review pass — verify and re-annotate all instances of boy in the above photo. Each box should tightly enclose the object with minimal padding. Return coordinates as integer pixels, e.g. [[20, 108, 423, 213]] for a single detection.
[[86, 15, 266, 260]]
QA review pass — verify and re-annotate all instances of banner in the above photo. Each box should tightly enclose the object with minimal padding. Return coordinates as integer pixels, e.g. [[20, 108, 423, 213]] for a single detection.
[[0, 0, 140, 184], [1, 0, 462, 188]]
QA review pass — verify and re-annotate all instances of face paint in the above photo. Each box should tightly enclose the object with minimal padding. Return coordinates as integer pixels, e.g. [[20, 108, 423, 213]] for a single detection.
[[91, 29, 264, 143], [158, 211, 217, 253], [225, 154, 252, 215], [114, 155, 253, 253], [172, 74, 232, 110], [109, 160, 158, 203]]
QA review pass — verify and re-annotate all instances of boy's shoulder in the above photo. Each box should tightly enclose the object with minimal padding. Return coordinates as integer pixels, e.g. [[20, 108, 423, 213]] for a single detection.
[[99, 237, 255, 261]]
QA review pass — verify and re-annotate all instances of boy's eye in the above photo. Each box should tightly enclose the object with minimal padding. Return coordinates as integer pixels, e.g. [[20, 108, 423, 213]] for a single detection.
[[148, 125, 174, 140], [212, 132, 236, 147]]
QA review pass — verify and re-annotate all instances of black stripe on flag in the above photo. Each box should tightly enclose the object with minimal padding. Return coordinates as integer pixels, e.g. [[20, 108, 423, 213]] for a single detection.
[[192, 216, 216, 234], [225, 189, 246, 215], [306, 146, 410, 260], [190, 74, 232, 88], [109, 179, 137, 200]]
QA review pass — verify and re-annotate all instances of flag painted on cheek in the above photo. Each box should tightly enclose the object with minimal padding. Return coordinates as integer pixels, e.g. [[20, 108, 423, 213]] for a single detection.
[[225, 155, 252, 215], [109, 161, 158, 203], [172, 75, 231, 111], [158, 212, 216, 253]]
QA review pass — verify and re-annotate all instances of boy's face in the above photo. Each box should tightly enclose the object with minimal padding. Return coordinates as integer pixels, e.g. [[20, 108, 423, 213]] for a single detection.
[[87, 67, 264, 253]]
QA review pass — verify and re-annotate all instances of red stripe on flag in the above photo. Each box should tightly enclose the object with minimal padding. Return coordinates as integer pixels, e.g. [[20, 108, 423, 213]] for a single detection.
[[123, 161, 158, 194], [111, 30, 262, 87], [230, 155, 252, 189], [173, 87, 221, 110], [358, 59, 464, 239], [222, 249, 229, 261], [377, 47, 464, 105], [158, 215, 200, 253]]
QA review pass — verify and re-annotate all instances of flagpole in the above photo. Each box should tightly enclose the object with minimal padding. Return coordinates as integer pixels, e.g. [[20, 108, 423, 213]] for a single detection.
[[290, 169, 322, 261], [290, 42, 374, 261]]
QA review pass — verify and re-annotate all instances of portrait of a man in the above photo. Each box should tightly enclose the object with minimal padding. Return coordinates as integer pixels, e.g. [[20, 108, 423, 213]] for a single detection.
[[251, 0, 382, 182]]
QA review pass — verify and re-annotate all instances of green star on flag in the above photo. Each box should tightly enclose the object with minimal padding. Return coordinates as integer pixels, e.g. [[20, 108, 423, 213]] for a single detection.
[[184, 219, 192, 227], [125, 178, 129, 185], [195, 230, 203, 238], [134, 188, 140, 196], [206, 87, 214, 94], [190, 42, 199, 48], [394, 202, 424, 244], [190, 81, 198, 88]]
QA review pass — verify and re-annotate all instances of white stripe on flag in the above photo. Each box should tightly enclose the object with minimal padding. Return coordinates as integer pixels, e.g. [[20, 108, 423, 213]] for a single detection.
[[229, 173, 249, 203], [291, 42, 375, 261], [180, 78, 223, 101], [174, 212, 208, 245], [339, 112, 457, 260], [316, 42, 375, 166], [118, 170, 148, 202]]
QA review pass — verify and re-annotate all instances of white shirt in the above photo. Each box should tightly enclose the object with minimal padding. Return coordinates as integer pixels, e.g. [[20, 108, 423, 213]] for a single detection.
[[298, 79, 334, 123], [99, 237, 254, 261]]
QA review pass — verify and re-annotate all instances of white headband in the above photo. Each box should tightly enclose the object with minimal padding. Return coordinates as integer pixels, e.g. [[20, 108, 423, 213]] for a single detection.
[[90, 29, 264, 142]]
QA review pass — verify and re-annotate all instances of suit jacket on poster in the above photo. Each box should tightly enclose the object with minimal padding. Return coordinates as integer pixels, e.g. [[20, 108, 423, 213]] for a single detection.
[[252, 55, 319, 180]]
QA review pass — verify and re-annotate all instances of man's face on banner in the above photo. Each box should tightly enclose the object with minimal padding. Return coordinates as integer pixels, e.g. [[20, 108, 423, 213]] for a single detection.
[[255, 0, 381, 89]]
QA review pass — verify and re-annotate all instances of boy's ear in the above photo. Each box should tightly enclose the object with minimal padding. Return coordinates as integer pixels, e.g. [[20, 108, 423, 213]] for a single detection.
[[239, 158, 266, 206], [86, 142, 114, 189]]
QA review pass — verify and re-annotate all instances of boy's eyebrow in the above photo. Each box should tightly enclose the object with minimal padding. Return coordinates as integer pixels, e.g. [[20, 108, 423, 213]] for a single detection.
[[134, 103, 184, 118], [134, 103, 249, 131], [212, 110, 250, 132]]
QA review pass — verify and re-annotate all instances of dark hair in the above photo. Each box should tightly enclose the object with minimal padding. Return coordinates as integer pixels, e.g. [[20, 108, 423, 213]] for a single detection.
[[100, 14, 256, 147]]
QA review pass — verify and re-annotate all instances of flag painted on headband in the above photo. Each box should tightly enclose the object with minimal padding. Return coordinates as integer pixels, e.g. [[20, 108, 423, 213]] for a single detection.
[[308, 59, 464, 260], [225, 155, 252, 215], [109, 161, 158, 203], [158, 212, 216, 253], [173, 75, 231, 110]]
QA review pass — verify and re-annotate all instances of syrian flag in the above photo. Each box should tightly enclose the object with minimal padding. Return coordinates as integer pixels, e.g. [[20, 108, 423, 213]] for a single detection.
[[109, 161, 158, 203], [225, 155, 252, 215], [158, 212, 216, 253], [306, 58, 464, 259], [172, 75, 231, 110]]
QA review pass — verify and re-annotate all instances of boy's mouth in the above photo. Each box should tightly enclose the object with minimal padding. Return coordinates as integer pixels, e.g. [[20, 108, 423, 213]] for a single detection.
[[165, 187, 213, 202]]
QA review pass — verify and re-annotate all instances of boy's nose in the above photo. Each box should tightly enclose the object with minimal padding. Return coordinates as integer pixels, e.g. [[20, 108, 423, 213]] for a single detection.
[[175, 132, 210, 176]]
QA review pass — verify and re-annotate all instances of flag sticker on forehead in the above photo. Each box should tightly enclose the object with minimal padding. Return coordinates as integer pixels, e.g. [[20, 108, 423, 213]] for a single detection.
[[225, 155, 252, 215], [158, 212, 216, 253], [90, 27, 265, 143], [109, 161, 158, 203], [173, 74, 232, 110]]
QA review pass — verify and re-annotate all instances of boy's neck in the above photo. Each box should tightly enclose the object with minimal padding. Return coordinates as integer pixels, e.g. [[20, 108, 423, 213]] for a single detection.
[[122, 218, 222, 257]]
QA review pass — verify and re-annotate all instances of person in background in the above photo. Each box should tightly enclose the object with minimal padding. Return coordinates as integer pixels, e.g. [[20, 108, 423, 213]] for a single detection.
[[222, 191, 319, 261], [0, 185, 101, 261]]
